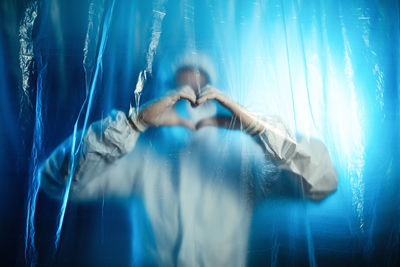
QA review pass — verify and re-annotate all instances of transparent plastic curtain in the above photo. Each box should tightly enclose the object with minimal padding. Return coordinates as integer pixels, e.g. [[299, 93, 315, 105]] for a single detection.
[[0, 0, 399, 266]]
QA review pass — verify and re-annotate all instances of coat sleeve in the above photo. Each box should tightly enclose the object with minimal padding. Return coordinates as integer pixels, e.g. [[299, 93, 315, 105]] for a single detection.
[[39, 110, 141, 201], [254, 117, 338, 200]]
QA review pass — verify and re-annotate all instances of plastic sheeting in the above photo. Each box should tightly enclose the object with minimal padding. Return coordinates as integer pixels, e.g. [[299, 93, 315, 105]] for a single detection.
[[0, 0, 399, 266]]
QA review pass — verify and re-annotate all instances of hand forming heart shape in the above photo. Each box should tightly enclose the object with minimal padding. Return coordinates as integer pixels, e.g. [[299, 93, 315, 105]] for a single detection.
[[129, 85, 265, 136]]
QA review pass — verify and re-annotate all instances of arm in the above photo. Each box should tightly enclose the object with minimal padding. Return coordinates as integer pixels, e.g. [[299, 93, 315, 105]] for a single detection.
[[254, 117, 338, 200], [40, 86, 198, 200], [40, 110, 141, 200], [196, 86, 338, 200]]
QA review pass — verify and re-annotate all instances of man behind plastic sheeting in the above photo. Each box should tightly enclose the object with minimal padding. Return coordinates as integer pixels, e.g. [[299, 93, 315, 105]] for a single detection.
[[39, 53, 337, 266]]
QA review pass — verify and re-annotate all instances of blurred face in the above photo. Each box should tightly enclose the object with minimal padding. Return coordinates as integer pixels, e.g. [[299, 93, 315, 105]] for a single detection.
[[175, 67, 208, 93], [174, 67, 216, 123]]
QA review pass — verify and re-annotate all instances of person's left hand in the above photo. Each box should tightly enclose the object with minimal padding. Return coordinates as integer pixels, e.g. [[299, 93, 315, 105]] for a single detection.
[[195, 85, 265, 135]]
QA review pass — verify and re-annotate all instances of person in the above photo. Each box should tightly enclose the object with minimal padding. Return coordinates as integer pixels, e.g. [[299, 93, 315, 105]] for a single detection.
[[39, 55, 337, 266]]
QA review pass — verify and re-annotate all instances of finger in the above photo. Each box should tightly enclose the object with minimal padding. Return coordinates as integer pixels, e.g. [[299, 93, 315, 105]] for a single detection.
[[178, 86, 197, 105], [196, 116, 241, 130], [197, 92, 239, 117], [196, 87, 232, 108], [198, 84, 217, 95], [198, 90, 249, 123], [196, 91, 219, 105], [165, 88, 196, 106], [197, 85, 216, 100], [179, 93, 197, 106], [177, 118, 196, 131]]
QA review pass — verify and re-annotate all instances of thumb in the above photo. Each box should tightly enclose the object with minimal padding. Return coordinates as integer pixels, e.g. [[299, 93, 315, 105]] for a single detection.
[[177, 118, 196, 131], [196, 116, 241, 130]]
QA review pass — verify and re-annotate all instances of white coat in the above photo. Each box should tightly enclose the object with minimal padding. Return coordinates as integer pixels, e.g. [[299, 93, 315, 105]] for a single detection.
[[40, 102, 337, 266]]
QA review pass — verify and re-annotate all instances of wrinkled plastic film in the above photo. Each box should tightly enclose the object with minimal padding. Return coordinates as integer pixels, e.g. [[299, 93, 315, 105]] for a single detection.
[[83, 0, 106, 94], [20, 1, 40, 265], [22, 0, 118, 262], [3, 0, 398, 266], [55, 0, 117, 250], [131, 0, 167, 117]]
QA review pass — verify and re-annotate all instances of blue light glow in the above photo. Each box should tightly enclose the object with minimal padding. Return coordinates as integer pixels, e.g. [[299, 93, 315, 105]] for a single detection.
[[0, 0, 397, 265]]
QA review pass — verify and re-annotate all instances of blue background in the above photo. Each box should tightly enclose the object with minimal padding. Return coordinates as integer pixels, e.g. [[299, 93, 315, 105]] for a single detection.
[[0, 0, 399, 266]]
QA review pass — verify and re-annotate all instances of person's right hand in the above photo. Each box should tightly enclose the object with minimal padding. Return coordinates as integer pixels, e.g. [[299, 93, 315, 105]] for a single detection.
[[131, 86, 197, 131]]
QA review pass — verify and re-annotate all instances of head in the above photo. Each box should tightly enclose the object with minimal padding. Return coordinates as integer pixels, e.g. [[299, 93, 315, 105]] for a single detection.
[[174, 65, 218, 127], [175, 66, 210, 94], [153, 53, 218, 143], [155, 50, 217, 99]]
